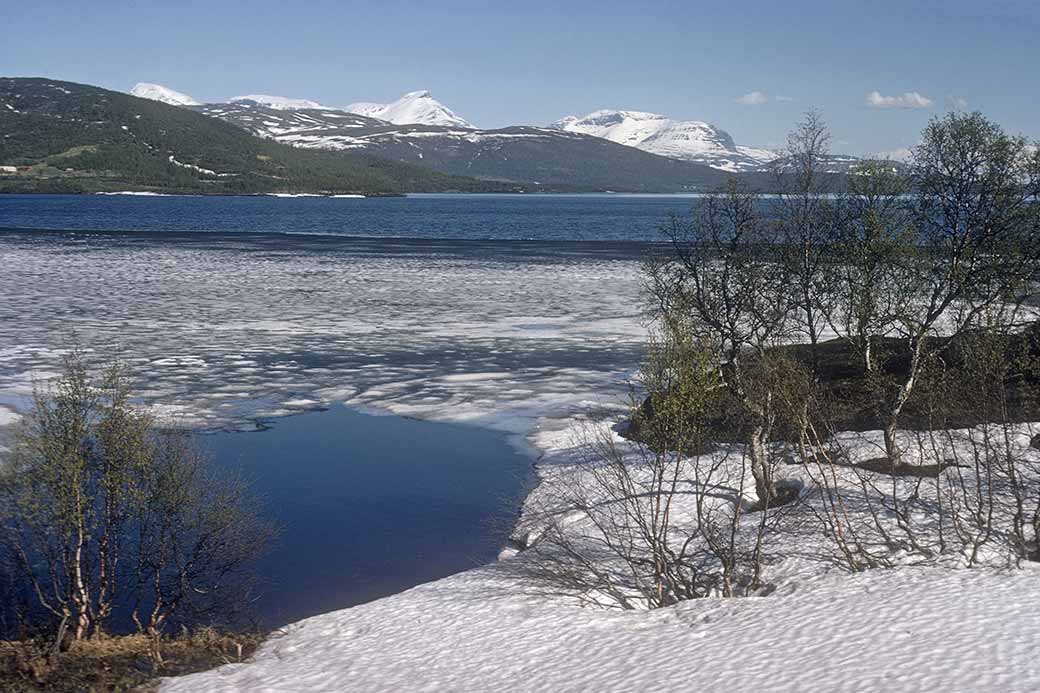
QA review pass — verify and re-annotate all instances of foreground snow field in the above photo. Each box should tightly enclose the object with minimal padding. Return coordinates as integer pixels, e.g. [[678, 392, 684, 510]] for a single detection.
[[163, 564, 1040, 692], [162, 402, 1040, 690]]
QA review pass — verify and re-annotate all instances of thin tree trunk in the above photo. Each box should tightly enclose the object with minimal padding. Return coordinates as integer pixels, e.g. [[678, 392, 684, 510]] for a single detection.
[[883, 338, 923, 465], [748, 424, 774, 507], [71, 490, 92, 640]]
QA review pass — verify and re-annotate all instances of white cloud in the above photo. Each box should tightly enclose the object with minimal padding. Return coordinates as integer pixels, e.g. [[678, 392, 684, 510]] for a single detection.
[[736, 91, 769, 106], [865, 90, 933, 109], [775, 95, 794, 103], [946, 95, 968, 110]]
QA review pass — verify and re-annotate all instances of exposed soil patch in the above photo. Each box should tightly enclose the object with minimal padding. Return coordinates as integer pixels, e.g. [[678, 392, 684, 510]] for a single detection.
[[851, 456, 959, 479], [747, 480, 802, 511], [0, 629, 262, 692], [627, 327, 1040, 479]]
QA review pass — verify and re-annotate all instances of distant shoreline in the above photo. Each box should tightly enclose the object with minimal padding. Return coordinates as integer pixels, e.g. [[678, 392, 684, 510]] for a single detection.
[[0, 188, 846, 198], [0, 188, 407, 198]]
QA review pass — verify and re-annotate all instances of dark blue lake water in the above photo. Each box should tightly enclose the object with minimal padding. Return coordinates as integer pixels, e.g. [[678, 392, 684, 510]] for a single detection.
[[0, 192, 700, 241], [204, 406, 534, 629]]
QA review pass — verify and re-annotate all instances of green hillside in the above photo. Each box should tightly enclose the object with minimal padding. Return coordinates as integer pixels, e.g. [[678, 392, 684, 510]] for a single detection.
[[0, 78, 520, 195]]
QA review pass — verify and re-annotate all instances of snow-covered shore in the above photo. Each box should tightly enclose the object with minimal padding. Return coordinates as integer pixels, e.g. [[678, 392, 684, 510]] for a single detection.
[[162, 564, 1040, 692], [159, 407, 1040, 692], [2, 231, 1037, 691]]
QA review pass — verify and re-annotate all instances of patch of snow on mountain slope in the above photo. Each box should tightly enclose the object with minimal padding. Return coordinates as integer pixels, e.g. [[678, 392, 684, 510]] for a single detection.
[[189, 102, 383, 150], [553, 109, 777, 172], [229, 94, 333, 110], [346, 90, 474, 128], [130, 82, 200, 106]]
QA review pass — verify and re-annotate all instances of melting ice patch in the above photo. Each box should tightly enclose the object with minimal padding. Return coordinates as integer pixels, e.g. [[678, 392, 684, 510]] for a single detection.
[[0, 233, 646, 446]]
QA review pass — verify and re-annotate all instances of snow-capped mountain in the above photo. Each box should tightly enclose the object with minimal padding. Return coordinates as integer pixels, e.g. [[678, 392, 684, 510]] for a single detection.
[[190, 100, 728, 191], [229, 94, 332, 111], [130, 82, 199, 106], [128, 79, 823, 185], [552, 109, 777, 173], [128, 84, 840, 175], [346, 91, 473, 128]]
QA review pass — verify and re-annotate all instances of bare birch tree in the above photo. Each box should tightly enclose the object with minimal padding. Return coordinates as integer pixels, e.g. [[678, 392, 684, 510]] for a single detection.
[[774, 110, 838, 372], [517, 330, 781, 608], [873, 112, 1040, 464], [0, 351, 273, 645], [825, 158, 914, 375], [647, 180, 795, 506]]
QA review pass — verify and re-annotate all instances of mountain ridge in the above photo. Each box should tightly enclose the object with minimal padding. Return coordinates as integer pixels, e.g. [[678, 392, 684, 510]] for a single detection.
[[0, 78, 519, 195], [230, 94, 333, 111], [189, 100, 735, 192], [129, 83, 785, 172]]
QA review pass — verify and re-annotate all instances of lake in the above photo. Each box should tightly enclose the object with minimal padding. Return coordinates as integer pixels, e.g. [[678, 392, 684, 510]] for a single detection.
[[0, 193, 651, 629], [204, 406, 534, 628], [0, 192, 700, 241]]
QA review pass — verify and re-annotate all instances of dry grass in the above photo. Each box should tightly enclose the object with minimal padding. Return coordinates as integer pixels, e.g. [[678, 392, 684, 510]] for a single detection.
[[0, 628, 263, 692]]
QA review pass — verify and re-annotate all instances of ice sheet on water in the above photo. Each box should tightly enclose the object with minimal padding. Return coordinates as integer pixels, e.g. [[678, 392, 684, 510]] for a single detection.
[[0, 233, 647, 448], [0, 407, 20, 426]]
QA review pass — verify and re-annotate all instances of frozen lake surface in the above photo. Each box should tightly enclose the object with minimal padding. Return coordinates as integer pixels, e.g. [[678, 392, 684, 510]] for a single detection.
[[0, 195, 652, 624], [0, 229, 646, 431]]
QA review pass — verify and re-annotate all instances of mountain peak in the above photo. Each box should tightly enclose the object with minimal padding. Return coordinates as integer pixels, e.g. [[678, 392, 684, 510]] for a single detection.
[[130, 82, 199, 106], [346, 91, 473, 128], [229, 94, 331, 111], [553, 108, 775, 172]]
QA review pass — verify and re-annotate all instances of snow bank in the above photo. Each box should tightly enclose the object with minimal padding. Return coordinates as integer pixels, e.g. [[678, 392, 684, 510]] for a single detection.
[[162, 565, 1040, 692], [230, 94, 333, 111], [0, 407, 20, 427]]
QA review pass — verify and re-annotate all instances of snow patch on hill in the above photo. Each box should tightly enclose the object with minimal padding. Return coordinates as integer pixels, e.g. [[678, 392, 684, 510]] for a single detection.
[[346, 90, 473, 128], [553, 109, 777, 172], [229, 94, 333, 111], [191, 102, 382, 151], [130, 82, 200, 106]]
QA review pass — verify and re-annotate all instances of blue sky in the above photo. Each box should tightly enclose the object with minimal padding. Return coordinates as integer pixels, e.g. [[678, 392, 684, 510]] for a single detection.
[[3, 0, 1037, 155]]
